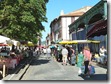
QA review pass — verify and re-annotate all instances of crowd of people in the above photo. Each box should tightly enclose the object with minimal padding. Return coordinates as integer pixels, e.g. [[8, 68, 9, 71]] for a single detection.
[[0, 44, 107, 78], [48, 44, 107, 78], [0, 45, 40, 71]]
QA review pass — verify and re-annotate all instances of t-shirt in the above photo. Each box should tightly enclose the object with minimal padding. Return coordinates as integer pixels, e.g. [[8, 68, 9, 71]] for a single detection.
[[62, 48, 68, 55], [43, 49, 46, 53], [95, 54, 99, 58], [47, 48, 51, 53], [99, 48, 107, 56], [83, 49, 91, 61]]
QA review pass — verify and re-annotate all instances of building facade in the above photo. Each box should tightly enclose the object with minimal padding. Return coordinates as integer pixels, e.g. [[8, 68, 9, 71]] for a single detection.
[[50, 6, 92, 43], [46, 33, 51, 46], [69, 0, 107, 52]]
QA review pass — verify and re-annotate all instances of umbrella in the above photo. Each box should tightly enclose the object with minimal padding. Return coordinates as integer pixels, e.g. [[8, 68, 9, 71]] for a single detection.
[[27, 41, 34, 46]]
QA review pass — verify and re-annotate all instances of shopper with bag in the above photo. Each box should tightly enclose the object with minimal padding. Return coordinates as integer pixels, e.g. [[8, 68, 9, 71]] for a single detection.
[[70, 47, 76, 65], [88, 64, 95, 75], [83, 46, 92, 78], [77, 51, 84, 75], [77, 51, 84, 67]]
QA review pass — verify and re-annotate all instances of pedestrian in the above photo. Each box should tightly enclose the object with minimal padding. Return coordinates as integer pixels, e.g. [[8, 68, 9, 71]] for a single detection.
[[33, 47, 38, 57], [70, 47, 76, 65], [94, 52, 100, 63], [61, 45, 68, 65], [66, 46, 71, 64], [83, 46, 92, 78], [43, 48, 46, 55], [56, 45, 61, 62], [54, 47, 58, 61], [77, 51, 84, 75], [36, 47, 39, 56], [77, 51, 84, 68], [99, 46, 107, 65], [46, 46, 51, 59]]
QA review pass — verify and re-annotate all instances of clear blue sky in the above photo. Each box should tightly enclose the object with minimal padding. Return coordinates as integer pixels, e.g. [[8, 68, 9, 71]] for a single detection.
[[41, 0, 101, 41]]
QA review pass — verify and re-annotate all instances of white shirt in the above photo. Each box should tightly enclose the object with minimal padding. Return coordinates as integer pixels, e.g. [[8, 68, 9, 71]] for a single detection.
[[47, 48, 51, 53], [43, 49, 46, 53], [99, 48, 107, 56], [62, 48, 68, 55]]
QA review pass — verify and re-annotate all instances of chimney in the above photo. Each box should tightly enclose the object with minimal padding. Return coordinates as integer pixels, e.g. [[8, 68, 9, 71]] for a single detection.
[[60, 10, 64, 15]]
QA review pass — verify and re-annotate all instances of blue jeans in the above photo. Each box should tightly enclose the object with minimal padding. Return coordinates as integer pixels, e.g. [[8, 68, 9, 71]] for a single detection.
[[100, 56, 105, 64], [84, 61, 89, 74]]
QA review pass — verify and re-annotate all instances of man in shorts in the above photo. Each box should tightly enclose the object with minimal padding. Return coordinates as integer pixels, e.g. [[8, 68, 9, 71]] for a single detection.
[[61, 45, 68, 65]]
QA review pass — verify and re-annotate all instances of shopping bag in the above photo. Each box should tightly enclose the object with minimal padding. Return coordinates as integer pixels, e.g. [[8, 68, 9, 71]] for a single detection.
[[81, 66, 85, 74], [78, 68, 82, 74], [71, 56, 76, 65], [89, 65, 95, 75]]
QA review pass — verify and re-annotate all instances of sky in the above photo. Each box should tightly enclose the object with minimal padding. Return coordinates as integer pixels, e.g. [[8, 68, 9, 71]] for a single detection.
[[41, 0, 101, 41]]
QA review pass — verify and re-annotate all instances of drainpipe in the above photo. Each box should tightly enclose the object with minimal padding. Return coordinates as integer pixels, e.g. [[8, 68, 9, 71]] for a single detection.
[[103, 0, 107, 20], [103, 0, 107, 49]]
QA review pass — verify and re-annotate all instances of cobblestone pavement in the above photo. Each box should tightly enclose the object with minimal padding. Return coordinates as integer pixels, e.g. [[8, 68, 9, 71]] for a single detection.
[[21, 54, 108, 80]]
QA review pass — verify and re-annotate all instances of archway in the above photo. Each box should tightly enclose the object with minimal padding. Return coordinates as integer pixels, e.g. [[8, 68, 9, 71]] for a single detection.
[[88, 13, 103, 25]]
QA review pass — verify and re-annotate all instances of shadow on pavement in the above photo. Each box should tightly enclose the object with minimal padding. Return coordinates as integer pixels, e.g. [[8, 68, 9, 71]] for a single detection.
[[30, 59, 50, 66], [78, 74, 108, 80], [96, 63, 107, 69]]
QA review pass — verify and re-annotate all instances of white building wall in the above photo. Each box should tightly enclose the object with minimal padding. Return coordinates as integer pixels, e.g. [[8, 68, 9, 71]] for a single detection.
[[53, 22, 59, 42], [75, 17, 79, 20], [52, 32, 54, 41], [62, 17, 71, 40], [69, 33, 72, 40], [54, 34, 56, 42], [55, 33, 59, 41]]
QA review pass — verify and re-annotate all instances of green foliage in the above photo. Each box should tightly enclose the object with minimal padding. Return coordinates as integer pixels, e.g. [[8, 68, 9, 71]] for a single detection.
[[0, 0, 48, 43]]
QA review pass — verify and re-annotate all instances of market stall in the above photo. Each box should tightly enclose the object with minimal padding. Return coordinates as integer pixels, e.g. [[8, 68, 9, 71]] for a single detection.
[[0, 35, 11, 44], [0, 51, 10, 77], [59, 40, 100, 63]]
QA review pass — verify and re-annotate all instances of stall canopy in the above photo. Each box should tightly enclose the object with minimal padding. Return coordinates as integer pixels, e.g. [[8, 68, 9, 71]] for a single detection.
[[6, 40, 13, 46], [0, 35, 11, 43], [11, 40, 20, 46], [59, 40, 100, 44], [27, 41, 34, 46], [59, 40, 73, 44], [87, 20, 107, 38]]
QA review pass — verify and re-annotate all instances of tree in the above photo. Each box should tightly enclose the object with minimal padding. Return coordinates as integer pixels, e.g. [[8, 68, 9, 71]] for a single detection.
[[0, 0, 48, 44]]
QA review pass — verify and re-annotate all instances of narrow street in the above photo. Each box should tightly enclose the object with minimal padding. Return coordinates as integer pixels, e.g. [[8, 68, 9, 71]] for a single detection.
[[20, 54, 107, 80], [0, 0, 108, 82]]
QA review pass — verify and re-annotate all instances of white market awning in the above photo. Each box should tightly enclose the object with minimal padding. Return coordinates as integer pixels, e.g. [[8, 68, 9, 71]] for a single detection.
[[0, 35, 11, 44]]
